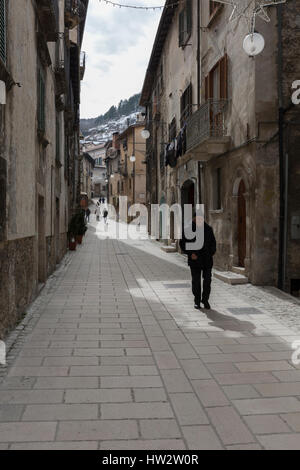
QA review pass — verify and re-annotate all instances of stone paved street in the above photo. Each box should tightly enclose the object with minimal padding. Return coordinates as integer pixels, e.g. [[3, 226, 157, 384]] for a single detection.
[[1, 214, 300, 450]]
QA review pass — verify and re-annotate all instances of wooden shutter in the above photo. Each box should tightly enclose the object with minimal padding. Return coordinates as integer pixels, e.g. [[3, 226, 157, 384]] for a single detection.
[[38, 69, 46, 132], [220, 54, 228, 100], [0, 0, 6, 64]]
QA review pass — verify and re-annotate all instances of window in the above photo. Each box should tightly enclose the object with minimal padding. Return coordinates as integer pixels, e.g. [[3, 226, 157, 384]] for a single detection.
[[205, 55, 228, 101], [56, 114, 60, 162], [180, 83, 193, 126], [37, 67, 46, 133], [0, 0, 6, 64], [212, 168, 222, 210], [179, 0, 192, 47]]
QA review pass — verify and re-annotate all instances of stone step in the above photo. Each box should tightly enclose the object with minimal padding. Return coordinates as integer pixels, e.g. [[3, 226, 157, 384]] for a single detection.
[[214, 270, 249, 285], [160, 245, 177, 253], [231, 266, 246, 275]]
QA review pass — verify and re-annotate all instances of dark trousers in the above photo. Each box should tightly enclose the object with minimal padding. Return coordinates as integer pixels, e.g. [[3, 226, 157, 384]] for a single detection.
[[190, 267, 212, 304]]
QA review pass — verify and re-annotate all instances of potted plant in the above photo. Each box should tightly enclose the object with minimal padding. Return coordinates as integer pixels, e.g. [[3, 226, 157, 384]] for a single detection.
[[75, 211, 87, 245], [68, 214, 78, 251]]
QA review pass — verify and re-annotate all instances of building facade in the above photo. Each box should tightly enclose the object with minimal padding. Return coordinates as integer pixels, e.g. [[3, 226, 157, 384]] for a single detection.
[[80, 152, 94, 201], [0, 0, 88, 338], [84, 142, 108, 198], [140, 0, 300, 295]]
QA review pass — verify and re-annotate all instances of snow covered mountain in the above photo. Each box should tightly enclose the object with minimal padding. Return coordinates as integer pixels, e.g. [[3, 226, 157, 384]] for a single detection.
[[80, 93, 145, 143]]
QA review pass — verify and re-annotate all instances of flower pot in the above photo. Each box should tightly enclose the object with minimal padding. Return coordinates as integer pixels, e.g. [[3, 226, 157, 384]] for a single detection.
[[69, 238, 77, 251], [76, 235, 83, 245]]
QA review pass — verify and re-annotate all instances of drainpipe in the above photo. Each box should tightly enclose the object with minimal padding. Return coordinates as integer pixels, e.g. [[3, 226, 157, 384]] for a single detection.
[[277, 5, 286, 291], [197, 0, 202, 205]]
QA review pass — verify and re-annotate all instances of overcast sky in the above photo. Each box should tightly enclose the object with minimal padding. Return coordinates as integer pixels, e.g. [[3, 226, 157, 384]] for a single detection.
[[80, 1, 162, 119]]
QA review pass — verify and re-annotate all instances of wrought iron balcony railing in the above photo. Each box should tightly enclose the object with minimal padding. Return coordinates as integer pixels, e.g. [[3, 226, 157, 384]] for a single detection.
[[65, 0, 80, 28], [54, 33, 69, 95], [186, 99, 228, 152]]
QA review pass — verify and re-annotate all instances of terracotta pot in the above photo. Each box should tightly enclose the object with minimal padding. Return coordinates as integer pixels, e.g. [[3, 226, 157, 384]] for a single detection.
[[76, 235, 83, 244], [69, 238, 77, 251]]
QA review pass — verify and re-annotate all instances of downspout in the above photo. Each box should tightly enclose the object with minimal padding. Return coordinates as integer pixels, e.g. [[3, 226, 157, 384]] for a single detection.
[[277, 5, 286, 290], [197, 0, 202, 205]]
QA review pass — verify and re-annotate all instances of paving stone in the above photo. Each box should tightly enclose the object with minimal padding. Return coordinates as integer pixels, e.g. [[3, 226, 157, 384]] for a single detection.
[[258, 434, 300, 450], [101, 376, 163, 389], [140, 419, 181, 439], [73, 349, 125, 357], [201, 353, 256, 364], [0, 422, 57, 442], [10, 441, 99, 450], [33, 377, 99, 389], [169, 393, 209, 425], [223, 385, 260, 400], [182, 425, 223, 450], [8, 367, 69, 377], [22, 404, 98, 421], [0, 390, 63, 404], [57, 420, 138, 441], [153, 351, 180, 370], [101, 402, 174, 419], [133, 388, 167, 403], [129, 366, 159, 376], [236, 361, 294, 372], [99, 439, 186, 450], [233, 397, 300, 415], [69, 366, 128, 376], [160, 370, 193, 393], [226, 444, 262, 450], [215, 372, 278, 385], [192, 380, 230, 407], [180, 359, 212, 380], [254, 382, 300, 397], [100, 357, 155, 366], [0, 405, 24, 421], [207, 407, 255, 445], [280, 413, 300, 432], [244, 415, 291, 434], [43, 357, 99, 366], [65, 389, 132, 404], [273, 370, 300, 382], [0, 377, 36, 390]]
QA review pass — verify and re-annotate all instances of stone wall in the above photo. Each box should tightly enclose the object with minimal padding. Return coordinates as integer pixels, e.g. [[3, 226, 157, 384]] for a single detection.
[[0, 237, 37, 340]]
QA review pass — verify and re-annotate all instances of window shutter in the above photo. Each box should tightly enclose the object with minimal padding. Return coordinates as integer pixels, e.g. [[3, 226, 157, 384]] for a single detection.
[[205, 75, 209, 101], [0, 0, 6, 64], [220, 54, 228, 100], [38, 69, 46, 132]]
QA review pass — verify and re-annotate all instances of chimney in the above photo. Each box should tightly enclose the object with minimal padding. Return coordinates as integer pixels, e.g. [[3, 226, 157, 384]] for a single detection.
[[112, 132, 120, 150]]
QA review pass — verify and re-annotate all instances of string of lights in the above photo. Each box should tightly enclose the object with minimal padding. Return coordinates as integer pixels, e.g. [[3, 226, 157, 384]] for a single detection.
[[99, 0, 183, 10]]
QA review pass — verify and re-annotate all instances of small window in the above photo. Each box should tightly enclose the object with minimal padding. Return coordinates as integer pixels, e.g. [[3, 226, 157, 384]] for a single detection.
[[169, 118, 177, 141], [179, 0, 192, 47], [180, 83, 193, 126], [212, 168, 222, 210], [205, 55, 228, 101]]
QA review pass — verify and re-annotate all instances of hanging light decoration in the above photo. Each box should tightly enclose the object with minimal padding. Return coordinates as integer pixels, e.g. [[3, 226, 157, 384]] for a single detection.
[[213, 0, 286, 56]]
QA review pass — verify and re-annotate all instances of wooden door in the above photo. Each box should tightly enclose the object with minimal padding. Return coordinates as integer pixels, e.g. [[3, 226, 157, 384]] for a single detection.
[[238, 180, 246, 267]]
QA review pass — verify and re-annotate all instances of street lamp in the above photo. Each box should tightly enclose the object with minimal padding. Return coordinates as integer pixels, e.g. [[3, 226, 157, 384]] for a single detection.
[[141, 129, 150, 140], [130, 155, 136, 163], [243, 32, 265, 56]]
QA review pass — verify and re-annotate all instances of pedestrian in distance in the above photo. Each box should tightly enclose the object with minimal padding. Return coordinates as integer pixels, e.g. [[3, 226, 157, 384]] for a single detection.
[[95, 203, 101, 222], [86, 208, 91, 223], [180, 211, 216, 310], [103, 208, 108, 225]]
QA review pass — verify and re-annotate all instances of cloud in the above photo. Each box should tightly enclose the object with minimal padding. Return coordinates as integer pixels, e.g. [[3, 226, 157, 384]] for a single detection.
[[80, 0, 161, 118]]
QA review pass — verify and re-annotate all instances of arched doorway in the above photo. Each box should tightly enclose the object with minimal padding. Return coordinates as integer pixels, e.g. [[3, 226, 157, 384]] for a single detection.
[[181, 179, 195, 223], [237, 180, 246, 267]]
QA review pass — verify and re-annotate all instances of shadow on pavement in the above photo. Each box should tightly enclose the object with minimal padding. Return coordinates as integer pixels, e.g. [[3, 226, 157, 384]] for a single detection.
[[203, 309, 256, 333]]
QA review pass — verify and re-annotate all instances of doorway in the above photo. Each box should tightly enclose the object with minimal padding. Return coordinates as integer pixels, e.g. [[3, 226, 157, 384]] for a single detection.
[[181, 179, 195, 223], [38, 196, 46, 283], [237, 180, 246, 267]]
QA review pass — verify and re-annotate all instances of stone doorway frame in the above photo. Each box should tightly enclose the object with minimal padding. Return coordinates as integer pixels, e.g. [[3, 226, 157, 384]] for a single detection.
[[230, 171, 251, 275]]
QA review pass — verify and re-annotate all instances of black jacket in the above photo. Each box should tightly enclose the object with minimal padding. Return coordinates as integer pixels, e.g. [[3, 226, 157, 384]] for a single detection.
[[180, 221, 217, 269]]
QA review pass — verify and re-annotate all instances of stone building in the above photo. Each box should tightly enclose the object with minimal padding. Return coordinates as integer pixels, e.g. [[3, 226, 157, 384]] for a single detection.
[[80, 151, 94, 201], [0, 0, 88, 337], [105, 122, 147, 219], [84, 142, 107, 198], [140, 0, 300, 295]]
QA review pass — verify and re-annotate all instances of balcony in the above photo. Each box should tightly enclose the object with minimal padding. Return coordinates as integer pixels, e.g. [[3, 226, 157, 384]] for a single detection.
[[54, 34, 69, 96], [186, 99, 231, 160], [37, 0, 59, 42], [65, 0, 80, 29], [80, 51, 86, 80]]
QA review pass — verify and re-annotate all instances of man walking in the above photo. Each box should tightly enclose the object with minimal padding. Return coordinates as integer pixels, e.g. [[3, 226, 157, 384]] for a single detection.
[[103, 208, 108, 225], [180, 212, 216, 310]]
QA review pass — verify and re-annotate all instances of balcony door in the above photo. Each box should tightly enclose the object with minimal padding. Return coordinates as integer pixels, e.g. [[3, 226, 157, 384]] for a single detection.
[[205, 55, 228, 136], [238, 180, 247, 267]]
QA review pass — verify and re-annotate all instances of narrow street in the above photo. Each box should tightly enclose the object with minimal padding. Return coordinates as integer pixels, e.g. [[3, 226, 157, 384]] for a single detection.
[[1, 212, 300, 450]]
